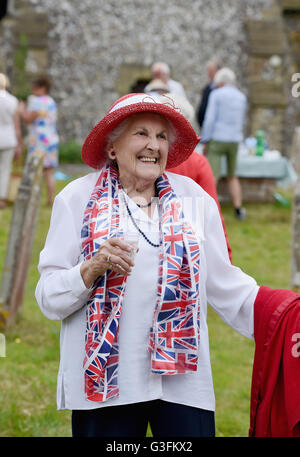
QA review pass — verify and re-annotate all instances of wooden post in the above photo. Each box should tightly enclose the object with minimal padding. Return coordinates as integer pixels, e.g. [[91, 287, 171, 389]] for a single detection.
[[291, 127, 300, 292], [0, 153, 43, 328]]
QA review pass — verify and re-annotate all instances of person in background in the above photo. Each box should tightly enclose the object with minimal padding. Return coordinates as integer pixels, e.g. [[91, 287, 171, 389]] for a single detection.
[[19, 76, 59, 206], [196, 58, 222, 129], [145, 62, 187, 98], [144, 78, 169, 97], [201, 68, 247, 221], [0, 73, 23, 209], [163, 92, 232, 262]]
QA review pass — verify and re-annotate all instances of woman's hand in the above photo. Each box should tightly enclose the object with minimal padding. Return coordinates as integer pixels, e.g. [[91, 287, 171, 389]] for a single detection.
[[18, 101, 39, 124], [80, 237, 135, 288]]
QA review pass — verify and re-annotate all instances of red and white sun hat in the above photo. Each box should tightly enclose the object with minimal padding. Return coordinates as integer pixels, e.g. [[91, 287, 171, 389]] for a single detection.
[[81, 93, 200, 170]]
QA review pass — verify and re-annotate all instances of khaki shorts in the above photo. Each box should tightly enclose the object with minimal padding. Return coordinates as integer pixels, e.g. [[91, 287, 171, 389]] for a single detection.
[[206, 140, 239, 180]]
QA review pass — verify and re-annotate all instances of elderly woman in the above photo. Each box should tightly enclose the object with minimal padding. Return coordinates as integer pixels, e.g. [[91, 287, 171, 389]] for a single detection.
[[36, 93, 259, 438]]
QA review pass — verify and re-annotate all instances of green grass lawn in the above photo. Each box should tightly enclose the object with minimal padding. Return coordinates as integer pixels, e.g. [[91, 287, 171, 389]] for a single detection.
[[0, 178, 292, 437]]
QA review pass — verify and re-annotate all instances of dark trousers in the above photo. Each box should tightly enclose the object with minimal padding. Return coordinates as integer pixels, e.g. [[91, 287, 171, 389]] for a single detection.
[[72, 399, 215, 437]]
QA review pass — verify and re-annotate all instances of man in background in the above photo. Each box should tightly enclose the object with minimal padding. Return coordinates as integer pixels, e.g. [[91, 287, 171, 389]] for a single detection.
[[163, 92, 233, 261], [196, 59, 222, 129], [145, 62, 187, 98], [201, 67, 247, 221]]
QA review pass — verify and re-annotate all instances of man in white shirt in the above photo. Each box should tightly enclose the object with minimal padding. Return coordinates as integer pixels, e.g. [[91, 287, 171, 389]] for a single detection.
[[201, 68, 247, 220]]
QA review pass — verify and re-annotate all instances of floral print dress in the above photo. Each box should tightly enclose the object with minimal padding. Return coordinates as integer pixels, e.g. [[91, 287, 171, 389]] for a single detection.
[[27, 95, 59, 168]]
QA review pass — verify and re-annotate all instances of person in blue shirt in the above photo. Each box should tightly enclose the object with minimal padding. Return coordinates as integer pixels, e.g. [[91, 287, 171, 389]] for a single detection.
[[201, 68, 247, 220]]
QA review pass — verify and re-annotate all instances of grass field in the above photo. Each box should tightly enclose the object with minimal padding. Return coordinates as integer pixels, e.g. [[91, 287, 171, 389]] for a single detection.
[[0, 177, 292, 437]]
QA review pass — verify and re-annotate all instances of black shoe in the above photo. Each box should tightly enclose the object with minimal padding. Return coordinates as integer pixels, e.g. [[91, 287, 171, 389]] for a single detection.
[[234, 207, 246, 220]]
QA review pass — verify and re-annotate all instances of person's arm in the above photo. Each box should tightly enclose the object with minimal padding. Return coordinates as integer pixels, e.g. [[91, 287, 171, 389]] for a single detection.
[[13, 110, 23, 159], [195, 155, 233, 262], [204, 195, 259, 338], [35, 193, 134, 321], [35, 194, 93, 321], [202, 142, 208, 156], [22, 111, 39, 124], [18, 100, 39, 124], [200, 90, 218, 143]]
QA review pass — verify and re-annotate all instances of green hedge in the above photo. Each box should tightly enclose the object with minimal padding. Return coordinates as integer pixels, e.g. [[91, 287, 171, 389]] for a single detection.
[[59, 140, 83, 164]]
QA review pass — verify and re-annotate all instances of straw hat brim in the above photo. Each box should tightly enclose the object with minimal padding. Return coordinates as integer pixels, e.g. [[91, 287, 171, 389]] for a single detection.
[[81, 102, 200, 170]]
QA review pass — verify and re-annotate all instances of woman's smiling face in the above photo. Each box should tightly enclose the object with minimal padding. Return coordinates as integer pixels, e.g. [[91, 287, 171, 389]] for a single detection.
[[107, 113, 170, 186]]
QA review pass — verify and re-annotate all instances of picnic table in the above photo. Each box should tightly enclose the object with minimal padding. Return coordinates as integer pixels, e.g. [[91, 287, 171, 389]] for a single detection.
[[223, 150, 297, 188], [195, 143, 297, 202]]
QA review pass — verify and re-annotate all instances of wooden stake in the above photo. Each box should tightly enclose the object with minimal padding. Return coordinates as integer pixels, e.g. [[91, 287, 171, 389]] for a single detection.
[[0, 154, 43, 328]]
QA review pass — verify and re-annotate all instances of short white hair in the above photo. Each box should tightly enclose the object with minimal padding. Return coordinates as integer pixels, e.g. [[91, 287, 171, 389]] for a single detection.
[[0, 73, 9, 90], [159, 93, 195, 124], [214, 67, 236, 86], [152, 62, 170, 76]]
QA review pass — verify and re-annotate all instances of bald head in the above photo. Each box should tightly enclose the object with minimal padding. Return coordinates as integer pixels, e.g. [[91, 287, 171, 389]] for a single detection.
[[206, 59, 222, 81]]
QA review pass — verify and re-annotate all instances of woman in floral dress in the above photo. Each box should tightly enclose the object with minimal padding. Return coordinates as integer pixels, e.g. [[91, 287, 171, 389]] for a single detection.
[[20, 76, 59, 205]]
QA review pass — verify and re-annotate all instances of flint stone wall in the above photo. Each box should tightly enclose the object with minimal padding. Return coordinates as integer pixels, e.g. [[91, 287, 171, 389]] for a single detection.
[[0, 0, 277, 146]]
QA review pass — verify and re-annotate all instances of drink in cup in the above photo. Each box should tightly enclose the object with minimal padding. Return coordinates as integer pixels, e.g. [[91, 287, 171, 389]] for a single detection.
[[123, 231, 139, 260], [111, 230, 139, 260]]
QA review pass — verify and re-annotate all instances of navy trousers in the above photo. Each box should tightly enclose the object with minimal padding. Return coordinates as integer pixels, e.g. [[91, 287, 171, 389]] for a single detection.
[[72, 400, 215, 437]]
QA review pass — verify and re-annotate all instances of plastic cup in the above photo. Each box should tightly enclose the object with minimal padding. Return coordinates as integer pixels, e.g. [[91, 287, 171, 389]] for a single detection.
[[123, 231, 139, 259]]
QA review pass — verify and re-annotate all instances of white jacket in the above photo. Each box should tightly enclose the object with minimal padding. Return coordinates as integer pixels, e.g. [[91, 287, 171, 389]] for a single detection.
[[0, 90, 18, 150], [35, 171, 258, 411]]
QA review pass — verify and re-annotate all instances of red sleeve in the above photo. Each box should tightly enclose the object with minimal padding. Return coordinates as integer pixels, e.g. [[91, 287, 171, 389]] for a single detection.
[[168, 153, 233, 262], [194, 156, 233, 263]]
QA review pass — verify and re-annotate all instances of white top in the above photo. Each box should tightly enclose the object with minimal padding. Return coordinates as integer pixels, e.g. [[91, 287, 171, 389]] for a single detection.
[[144, 79, 187, 98], [201, 85, 247, 143], [167, 79, 187, 98], [0, 90, 18, 150], [35, 171, 259, 411]]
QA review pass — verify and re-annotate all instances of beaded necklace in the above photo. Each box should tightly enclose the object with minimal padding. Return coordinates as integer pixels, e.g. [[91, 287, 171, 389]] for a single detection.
[[121, 188, 160, 248], [135, 183, 159, 208]]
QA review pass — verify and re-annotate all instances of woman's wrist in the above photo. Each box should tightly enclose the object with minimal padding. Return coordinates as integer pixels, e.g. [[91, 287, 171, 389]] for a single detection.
[[80, 259, 98, 288], [80, 256, 107, 288]]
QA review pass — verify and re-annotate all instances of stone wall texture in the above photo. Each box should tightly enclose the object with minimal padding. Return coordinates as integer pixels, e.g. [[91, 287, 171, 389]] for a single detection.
[[2, 0, 299, 153]]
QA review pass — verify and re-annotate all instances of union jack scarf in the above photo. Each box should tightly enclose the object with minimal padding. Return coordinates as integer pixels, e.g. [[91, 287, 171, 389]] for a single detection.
[[81, 163, 201, 402]]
